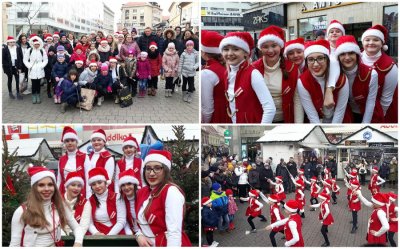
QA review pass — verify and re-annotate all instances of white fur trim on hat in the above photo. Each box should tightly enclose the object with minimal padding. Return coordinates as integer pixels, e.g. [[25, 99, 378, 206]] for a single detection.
[[201, 44, 220, 54], [335, 42, 361, 59], [89, 61, 98, 67], [257, 34, 284, 49], [327, 23, 345, 35], [219, 36, 250, 54], [109, 58, 117, 63], [91, 132, 106, 142], [53, 33, 60, 38], [284, 203, 298, 213], [361, 29, 385, 43], [304, 45, 330, 58], [75, 60, 84, 65], [31, 171, 56, 186], [100, 40, 108, 44], [118, 176, 140, 188], [371, 196, 385, 206], [63, 132, 78, 142], [88, 175, 110, 185], [65, 176, 84, 187], [284, 43, 305, 57], [267, 196, 278, 203], [144, 154, 171, 169], [122, 140, 138, 148]]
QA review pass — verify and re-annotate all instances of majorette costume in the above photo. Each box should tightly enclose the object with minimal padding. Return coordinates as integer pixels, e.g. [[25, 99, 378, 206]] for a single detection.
[[118, 169, 140, 235], [135, 150, 191, 246], [368, 166, 385, 195], [331, 178, 340, 204], [311, 192, 334, 247], [386, 192, 398, 247], [268, 194, 285, 247], [310, 176, 321, 209], [271, 176, 286, 204], [293, 175, 305, 217], [201, 30, 230, 123]]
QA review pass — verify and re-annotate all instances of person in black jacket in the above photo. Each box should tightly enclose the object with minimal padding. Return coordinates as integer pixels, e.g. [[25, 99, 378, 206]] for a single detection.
[[45, 46, 56, 98], [379, 162, 390, 188], [259, 162, 273, 194], [287, 157, 298, 193], [54, 33, 73, 55], [201, 197, 219, 247], [137, 27, 158, 53], [2, 36, 24, 99]]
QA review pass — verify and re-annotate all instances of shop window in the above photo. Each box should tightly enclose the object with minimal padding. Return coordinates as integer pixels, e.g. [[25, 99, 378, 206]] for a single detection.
[[298, 15, 327, 41], [289, 26, 295, 40], [383, 5, 398, 59]]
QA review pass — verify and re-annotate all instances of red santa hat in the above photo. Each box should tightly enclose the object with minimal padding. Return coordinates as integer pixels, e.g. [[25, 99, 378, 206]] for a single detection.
[[257, 25, 285, 49], [88, 167, 111, 185], [283, 37, 305, 57], [225, 189, 233, 196], [335, 35, 361, 59], [29, 34, 42, 45], [201, 196, 212, 206], [149, 41, 158, 49], [284, 199, 299, 213], [350, 179, 360, 188], [74, 56, 84, 65], [44, 34, 53, 41], [74, 44, 83, 52], [64, 171, 84, 188], [326, 20, 345, 36], [275, 176, 283, 182], [109, 56, 118, 63], [318, 192, 331, 201], [143, 149, 172, 169], [304, 39, 330, 58], [372, 166, 379, 173], [89, 60, 98, 67], [53, 32, 60, 38], [248, 189, 259, 198], [61, 126, 79, 142], [361, 24, 389, 51], [371, 192, 387, 206], [118, 168, 140, 188], [122, 134, 139, 149], [6, 36, 16, 43], [268, 194, 280, 203], [28, 165, 56, 186], [91, 129, 107, 142], [201, 30, 224, 54], [311, 176, 317, 181], [117, 32, 124, 38], [350, 171, 358, 178], [219, 31, 254, 54], [100, 38, 108, 44]]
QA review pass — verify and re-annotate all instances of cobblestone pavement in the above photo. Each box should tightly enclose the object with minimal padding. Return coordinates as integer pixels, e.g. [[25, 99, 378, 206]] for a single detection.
[[202, 181, 398, 247], [2, 74, 199, 123]]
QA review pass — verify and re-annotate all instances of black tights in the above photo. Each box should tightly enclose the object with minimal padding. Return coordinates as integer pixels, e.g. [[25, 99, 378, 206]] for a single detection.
[[388, 231, 396, 247], [247, 215, 267, 230], [6, 67, 20, 93], [205, 230, 214, 245], [321, 225, 329, 244], [31, 79, 41, 94], [352, 211, 358, 228], [270, 230, 284, 247]]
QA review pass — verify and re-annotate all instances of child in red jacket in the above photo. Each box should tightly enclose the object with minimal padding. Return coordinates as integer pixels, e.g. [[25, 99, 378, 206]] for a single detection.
[[148, 42, 162, 96]]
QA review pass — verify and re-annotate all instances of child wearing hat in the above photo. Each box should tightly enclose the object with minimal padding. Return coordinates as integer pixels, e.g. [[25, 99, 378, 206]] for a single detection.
[[309, 176, 321, 211], [240, 189, 267, 233], [92, 63, 113, 106], [368, 166, 385, 195], [2, 35, 24, 100], [148, 42, 162, 96], [210, 183, 229, 232], [178, 40, 198, 103], [386, 192, 398, 247], [136, 51, 151, 97], [51, 53, 68, 104], [124, 50, 137, 96], [226, 189, 238, 230], [162, 42, 180, 97], [310, 193, 334, 247], [201, 197, 219, 247], [98, 38, 112, 63], [59, 68, 82, 113]]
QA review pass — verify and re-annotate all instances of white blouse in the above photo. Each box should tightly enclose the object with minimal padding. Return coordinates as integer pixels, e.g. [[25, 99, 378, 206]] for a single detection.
[[201, 69, 219, 123]]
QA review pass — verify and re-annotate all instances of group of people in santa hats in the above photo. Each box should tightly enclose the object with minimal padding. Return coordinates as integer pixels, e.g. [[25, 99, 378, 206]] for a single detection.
[[9, 126, 191, 247], [201, 20, 397, 124]]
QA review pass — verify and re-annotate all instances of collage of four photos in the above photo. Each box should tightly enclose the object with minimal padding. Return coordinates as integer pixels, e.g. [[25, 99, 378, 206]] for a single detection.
[[1, 0, 399, 247]]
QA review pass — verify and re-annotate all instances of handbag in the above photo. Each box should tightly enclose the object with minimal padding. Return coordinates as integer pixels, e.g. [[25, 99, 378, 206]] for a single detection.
[[118, 86, 133, 108], [19, 72, 27, 93], [78, 87, 96, 111]]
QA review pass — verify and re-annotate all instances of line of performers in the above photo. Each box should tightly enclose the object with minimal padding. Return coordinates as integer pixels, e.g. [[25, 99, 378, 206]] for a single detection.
[[201, 20, 398, 124], [10, 126, 191, 247], [236, 168, 397, 247]]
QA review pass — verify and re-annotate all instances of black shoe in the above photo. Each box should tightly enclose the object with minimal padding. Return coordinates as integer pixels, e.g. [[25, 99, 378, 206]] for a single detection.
[[9, 92, 15, 99], [350, 226, 358, 234], [321, 242, 330, 247], [301, 213, 305, 218], [260, 219, 267, 222]]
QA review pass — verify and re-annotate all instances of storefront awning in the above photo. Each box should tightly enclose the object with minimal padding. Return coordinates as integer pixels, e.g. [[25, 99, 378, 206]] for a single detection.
[[336, 125, 398, 147], [257, 125, 331, 144], [6, 138, 57, 160]]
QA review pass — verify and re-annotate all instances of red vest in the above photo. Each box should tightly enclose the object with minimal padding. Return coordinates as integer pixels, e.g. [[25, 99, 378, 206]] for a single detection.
[[123, 195, 135, 233], [89, 150, 114, 192], [348, 63, 384, 123], [284, 214, 304, 247], [252, 58, 299, 123], [367, 207, 387, 244], [349, 189, 361, 211], [275, 183, 286, 201], [300, 70, 347, 119], [388, 203, 398, 232], [270, 204, 285, 232], [117, 157, 143, 187], [310, 182, 319, 198], [135, 184, 192, 247], [332, 182, 340, 195], [295, 189, 305, 208], [58, 151, 87, 197], [245, 198, 262, 217], [89, 191, 125, 235], [204, 59, 230, 123], [368, 174, 380, 194], [372, 53, 397, 123], [319, 200, 334, 225], [74, 195, 87, 223], [226, 61, 262, 123]]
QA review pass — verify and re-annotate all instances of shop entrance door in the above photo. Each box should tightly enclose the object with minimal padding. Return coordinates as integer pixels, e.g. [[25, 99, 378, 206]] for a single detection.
[[343, 22, 372, 47]]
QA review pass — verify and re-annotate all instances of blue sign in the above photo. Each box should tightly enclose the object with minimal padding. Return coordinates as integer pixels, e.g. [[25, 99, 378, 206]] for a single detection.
[[363, 131, 372, 140]]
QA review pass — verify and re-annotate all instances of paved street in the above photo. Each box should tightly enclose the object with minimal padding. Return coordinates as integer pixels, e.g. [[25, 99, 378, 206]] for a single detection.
[[2, 73, 199, 123], [202, 181, 398, 247]]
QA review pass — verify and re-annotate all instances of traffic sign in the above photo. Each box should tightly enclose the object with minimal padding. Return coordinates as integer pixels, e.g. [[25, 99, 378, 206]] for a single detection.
[[224, 129, 232, 137]]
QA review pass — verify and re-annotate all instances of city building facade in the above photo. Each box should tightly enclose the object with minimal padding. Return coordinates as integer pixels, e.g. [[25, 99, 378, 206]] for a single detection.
[[168, 2, 200, 31], [120, 2, 162, 34]]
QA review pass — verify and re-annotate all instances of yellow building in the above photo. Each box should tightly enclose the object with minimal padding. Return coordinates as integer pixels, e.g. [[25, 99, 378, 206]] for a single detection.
[[120, 2, 162, 34]]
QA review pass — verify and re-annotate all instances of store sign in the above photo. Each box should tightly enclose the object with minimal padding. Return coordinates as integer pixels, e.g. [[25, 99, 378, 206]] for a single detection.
[[301, 2, 357, 13], [362, 131, 373, 140], [7, 125, 21, 134], [369, 142, 394, 148], [344, 140, 367, 146], [204, 10, 241, 17], [313, 20, 327, 31], [243, 5, 286, 30]]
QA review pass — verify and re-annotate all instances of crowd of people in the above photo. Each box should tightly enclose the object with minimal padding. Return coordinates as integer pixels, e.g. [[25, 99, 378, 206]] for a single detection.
[[2, 26, 199, 112], [201, 154, 398, 247], [9, 126, 191, 247], [201, 20, 398, 124]]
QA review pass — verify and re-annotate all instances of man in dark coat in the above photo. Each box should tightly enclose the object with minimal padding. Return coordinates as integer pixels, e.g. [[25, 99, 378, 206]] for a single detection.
[[327, 157, 337, 178], [276, 159, 290, 193], [287, 157, 298, 192], [2, 36, 24, 99], [137, 27, 158, 53], [54, 33, 73, 55], [259, 162, 273, 194]]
